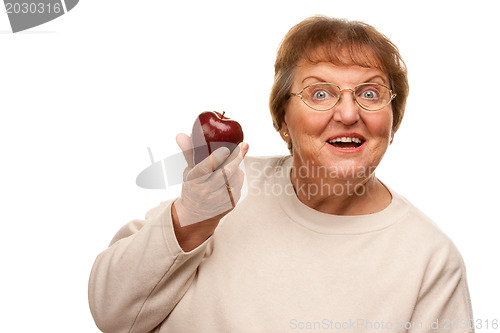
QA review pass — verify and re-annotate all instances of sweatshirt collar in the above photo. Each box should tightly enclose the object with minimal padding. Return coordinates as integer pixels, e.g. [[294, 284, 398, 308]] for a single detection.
[[274, 156, 409, 235]]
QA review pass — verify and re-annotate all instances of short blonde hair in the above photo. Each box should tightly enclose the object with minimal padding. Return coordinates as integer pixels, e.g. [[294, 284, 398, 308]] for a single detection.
[[270, 16, 409, 152]]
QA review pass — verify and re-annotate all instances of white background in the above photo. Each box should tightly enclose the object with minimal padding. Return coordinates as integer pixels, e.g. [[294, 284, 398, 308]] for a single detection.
[[1, 0, 499, 331]]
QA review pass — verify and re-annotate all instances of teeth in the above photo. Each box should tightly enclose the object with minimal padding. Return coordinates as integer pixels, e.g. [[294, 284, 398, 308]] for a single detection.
[[328, 137, 363, 144]]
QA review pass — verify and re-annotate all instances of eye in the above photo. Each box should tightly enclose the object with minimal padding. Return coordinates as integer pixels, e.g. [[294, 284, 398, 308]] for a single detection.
[[312, 89, 331, 100], [358, 88, 380, 100]]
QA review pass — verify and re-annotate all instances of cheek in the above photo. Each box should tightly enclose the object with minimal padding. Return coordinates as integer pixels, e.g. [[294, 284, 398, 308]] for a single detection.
[[287, 109, 332, 135], [364, 111, 393, 139]]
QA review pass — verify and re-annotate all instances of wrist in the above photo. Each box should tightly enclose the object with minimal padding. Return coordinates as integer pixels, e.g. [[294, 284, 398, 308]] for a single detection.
[[171, 201, 229, 252]]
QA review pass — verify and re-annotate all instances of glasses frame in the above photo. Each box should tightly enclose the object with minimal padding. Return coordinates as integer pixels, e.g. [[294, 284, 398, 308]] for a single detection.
[[290, 82, 397, 112]]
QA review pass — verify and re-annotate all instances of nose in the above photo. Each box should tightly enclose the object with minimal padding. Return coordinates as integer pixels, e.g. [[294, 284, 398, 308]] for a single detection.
[[332, 89, 360, 125]]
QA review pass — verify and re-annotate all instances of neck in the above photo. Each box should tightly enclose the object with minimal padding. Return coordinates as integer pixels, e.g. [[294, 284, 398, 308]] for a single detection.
[[290, 166, 391, 216]]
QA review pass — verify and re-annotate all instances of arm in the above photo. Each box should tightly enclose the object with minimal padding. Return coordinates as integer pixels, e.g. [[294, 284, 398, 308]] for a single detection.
[[409, 242, 474, 333], [171, 134, 248, 250], [88, 201, 210, 333], [89, 136, 248, 332], [171, 201, 228, 252]]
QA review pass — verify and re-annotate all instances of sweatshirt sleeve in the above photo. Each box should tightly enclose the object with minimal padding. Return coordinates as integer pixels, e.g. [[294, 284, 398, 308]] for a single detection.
[[409, 240, 475, 333], [88, 200, 210, 333]]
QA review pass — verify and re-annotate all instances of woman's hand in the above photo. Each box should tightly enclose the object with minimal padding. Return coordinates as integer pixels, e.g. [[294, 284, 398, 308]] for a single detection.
[[172, 133, 248, 251]]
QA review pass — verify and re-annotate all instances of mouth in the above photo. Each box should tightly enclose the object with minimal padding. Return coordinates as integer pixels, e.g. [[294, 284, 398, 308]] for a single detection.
[[327, 134, 366, 152]]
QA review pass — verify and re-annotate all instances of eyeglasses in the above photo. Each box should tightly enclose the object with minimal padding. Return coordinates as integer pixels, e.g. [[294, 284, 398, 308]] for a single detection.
[[290, 82, 397, 112]]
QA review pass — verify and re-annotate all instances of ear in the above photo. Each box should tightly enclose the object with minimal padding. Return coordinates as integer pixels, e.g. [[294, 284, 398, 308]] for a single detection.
[[280, 122, 290, 142], [389, 130, 395, 145]]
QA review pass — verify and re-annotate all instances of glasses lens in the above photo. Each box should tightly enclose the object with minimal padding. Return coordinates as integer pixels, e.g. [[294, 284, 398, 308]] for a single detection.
[[354, 83, 392, 111], [302, 83, 340, 111]]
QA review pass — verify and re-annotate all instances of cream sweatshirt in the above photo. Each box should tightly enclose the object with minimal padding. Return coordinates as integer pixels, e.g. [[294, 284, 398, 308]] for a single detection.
[[89, 156, 474, 333]]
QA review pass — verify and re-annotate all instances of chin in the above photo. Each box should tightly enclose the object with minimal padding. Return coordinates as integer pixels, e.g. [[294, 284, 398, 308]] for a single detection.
[[318, 156, 379, 182]]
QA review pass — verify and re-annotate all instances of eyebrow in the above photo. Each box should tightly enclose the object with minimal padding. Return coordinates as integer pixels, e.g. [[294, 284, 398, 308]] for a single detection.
[[301, 76, 325, 84], [302, 74, 388, 85]]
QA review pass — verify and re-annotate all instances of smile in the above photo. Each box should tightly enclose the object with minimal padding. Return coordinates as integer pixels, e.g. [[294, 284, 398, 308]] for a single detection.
[[327, 134, 366, 152]]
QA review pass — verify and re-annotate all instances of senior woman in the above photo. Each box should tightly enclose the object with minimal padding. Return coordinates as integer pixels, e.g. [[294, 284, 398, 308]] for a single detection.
[[89, 16, 474, 332]]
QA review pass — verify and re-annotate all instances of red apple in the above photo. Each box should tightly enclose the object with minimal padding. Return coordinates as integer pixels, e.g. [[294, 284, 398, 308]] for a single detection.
[[191, 111, 244, 165]]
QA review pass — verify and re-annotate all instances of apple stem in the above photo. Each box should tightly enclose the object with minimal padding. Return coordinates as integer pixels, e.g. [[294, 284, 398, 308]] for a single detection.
[[222, 111, 225, 118]]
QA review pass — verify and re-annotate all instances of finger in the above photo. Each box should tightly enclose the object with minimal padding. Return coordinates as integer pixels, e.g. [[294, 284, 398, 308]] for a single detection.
[[176, 133, 195, 168], [187, 146, 230, 182], [209, 169, 245, 208], [204, 142, 248, 192], [228, 142, 249, 166], [205, 185, 235, 210], [213, 142, 249, 179]]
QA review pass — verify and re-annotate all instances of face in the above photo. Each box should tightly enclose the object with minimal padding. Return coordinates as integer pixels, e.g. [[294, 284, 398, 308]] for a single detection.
[[281, 60, 394, 182]]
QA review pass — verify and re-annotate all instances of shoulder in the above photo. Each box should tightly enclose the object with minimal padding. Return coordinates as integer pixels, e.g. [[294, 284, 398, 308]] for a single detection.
[[239, 155, 292, 198], [392, 194, 474, 313], [390, 190, 466, 270], [242, 155, 291, 179], [243, 155, 290, 169]]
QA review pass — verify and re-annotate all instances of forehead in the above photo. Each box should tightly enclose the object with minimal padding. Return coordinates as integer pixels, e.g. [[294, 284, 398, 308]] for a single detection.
[[294, 60, 390, 86], [304, 44, 385, 69]]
